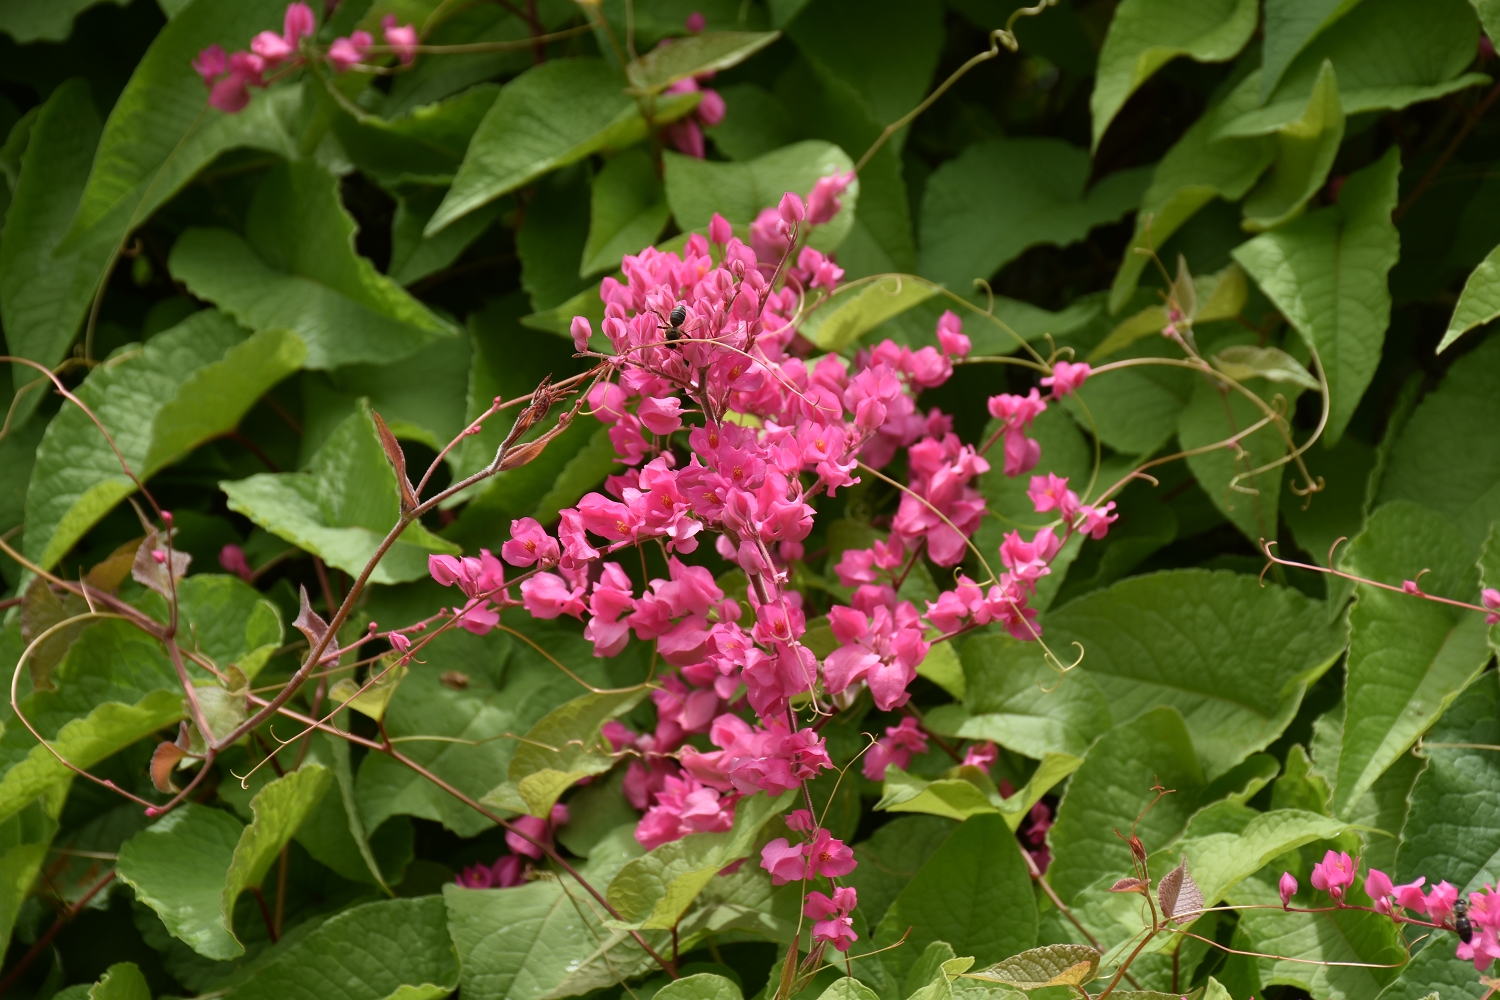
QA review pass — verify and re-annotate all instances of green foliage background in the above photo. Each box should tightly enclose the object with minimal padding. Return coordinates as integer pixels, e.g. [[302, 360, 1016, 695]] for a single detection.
[[1, 0, 1500, 997]]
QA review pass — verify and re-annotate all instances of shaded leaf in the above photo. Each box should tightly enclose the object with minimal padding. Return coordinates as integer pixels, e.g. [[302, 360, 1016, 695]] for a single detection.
[[1212, 345, 1321, 390], [331, 84, 497, 189], [1262, 0, 1366, 98], [582, 147, 671, 277], [1242, 61, 1346, 231], [626, 31, 781, 94], [502, 687, 647, 817], [799, 275, 941, 353]]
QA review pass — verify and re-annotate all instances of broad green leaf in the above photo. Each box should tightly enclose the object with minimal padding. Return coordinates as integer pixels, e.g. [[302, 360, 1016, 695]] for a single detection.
[[61, 963, 151, 1000], [1375, 931, 1492, 1000], [845, 815, 956, 928], [231, 896, 458, 1000], [0, 619, 182, 824], [446, 877, 663, 1000], [390, 187, 505, 287], [0, 79, 112, 422], [1234, 148, 1400, 444], [1212, 345, 1321, 391], [607, 790, 792, 928], [116, 803, 245, 959], [917, 639, 963, 699], [1397, 674, 1500, 891], [21, 310, 302, 569], [1069, 339, 1196, 456], [170, 161, 457, 369], [0, 0, 128, 41], [919, 138, 1150, 294], [1334, 502, 1490, 817], [1108, 75, 1276, 312], [1177, 360, 1297, 545], [1089, 0, 1258, 150], [1046, 707, 1206, 903], [1047, 570, 1347, 780], [626, 31, 781, 93], [430, 59, 694, 235], [1224, 872, 1404, 1000], [294, 729, 410, 890], [924, 635, 1112, 760], [1376, 332, 1500, 558], [582, 147, 671, 276], [968, 944, 1100, 990], [1283, 432, 1377, 572], [61, 0, 308, 250], [816, 979, 881, 1000], [1242, 61, 1346, 231], [879, 754, 1080, 831], [800, 275, 941, 352], [379, 4, 537, 116], [357, 624, 610, 837], [1217, 0, 1487, 138], [502, 687, 646, 817], [517, 165, 593, 311], [664, 140, 859, 253], [222, 401, 460, 584], [905, 940, 974, 1000], [1093, 264, 1248, 360], [137, 574, 284, 680], [704, 82, 797, 161], [1262, 0, 1367, 99], [1444, 239, 1500, 356], [0, 797, 61, 947], [331, 84, 498, 188], [874, 814, 1037, 978], [655, 973, 745, 1000], [119, 767, 330, 960]]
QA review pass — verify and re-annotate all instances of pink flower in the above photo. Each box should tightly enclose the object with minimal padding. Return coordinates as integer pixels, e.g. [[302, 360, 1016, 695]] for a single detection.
[[1309, 850, 1355, 901], [805, 828, 856, 878], [456, 854, 525, 889], [1027, 473, 1078, 518], [218, 543, 254, 581], [389, 632, 411, 657], [666, 118, 705, 158], [1076, 501, 1118, 540], [520, 573, 585, 619], [697, 88, 726, 127], [1402, 579, 1422, 595], [251, 29, 295, 64], [778, 192, 805, 226], [208, 51, 266, 113], [193, 44, 227, 85], [328, 30, 371, 71], [760, 837, 806, 885], [501, 517, 560, 567], [1393, 877, 1428, 914], [813, 915, 858, 952], [1365, 868, 1394, 915], [936, 310, 970, 358], [638, 396, 684, 435], [805, 171, 854, 226], [1279, 871, 1298, 909], [805, 886, 859, 951], [709, 213, 733, 245], [506, 803, 569, 858], [685, 11, 706, 32], [1428, 881, 1459, 923], [382, 15, 418, 64], [571, 316, 593, 352], [963, 741, 998, 769], [1041, 360, 1091, 398], [1483, 587, 1500, 624], [283, 2, 315, 42], [786, 808, 815, 832]]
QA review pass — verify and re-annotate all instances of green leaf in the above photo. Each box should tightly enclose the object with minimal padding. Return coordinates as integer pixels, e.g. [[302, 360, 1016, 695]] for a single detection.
[[0, 0, 128, 42], [1046, 569, 1347, 780], [68, 963, 151, 1000], [919, 138, 1150, 294], [1234, 148, 1400, 444], [294, 729, 410, 890], [118, 767, 331, 960], [607, 790, 792, 928], [1282, 432, 1378, 572], [968, 944, 1100, 990], [1177, 360, 1297, 545], [1089, 0, 1258, 150], [502, 687, 647, 817], [231, 896, 458, 1000], [845, 815, 956, 928], [389, 187, 505, 287], [1375, 930, 1493, 1000], [356, 625, 610, 838], [0, 797, 61, 947], [664, 139, 859, 253], [873, 814, 1037, 978], [139, 574, 284, 680], [1212, 345, 1321, 391], [879, 754, 1080, 830], [170, 161, 457, 369], [1262, 0, 1366, 99], [1218, 0, 1488, 138], [925, 635, 1112, 760], [1397, 674, 1500, 891], [1376, 331, 1500, 558], [655, 973, 745, 1000], [799, 275, 941, 352], [222, 400, 460, 584], [1333, 502, 1491, 817], [1242, 61, 1346, 231], [1108, 75, 1276, 313], [431, 58, 693, 235], [331, 84, 498, 188], [21, 309, 302, 569], [0, 79, 112, 423], [626, 31, 781, 94], [582, 148, 672, 277], [331, 656, 408, 723], [445, 877, 662, 1000], [517, 165, 594, 311], [61, 0, 308, 251], [1046, 707, 1207, 903], [1225, 872, 1404, 1000]]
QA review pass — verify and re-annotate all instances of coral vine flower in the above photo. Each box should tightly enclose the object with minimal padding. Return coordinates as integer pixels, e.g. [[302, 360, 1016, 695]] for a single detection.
[[1309, 850, 1356, 901]]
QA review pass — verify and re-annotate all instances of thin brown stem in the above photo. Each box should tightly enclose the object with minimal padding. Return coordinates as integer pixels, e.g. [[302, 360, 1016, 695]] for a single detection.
[[1394, 81, 1500, 223], [0, 870, 116, 994]]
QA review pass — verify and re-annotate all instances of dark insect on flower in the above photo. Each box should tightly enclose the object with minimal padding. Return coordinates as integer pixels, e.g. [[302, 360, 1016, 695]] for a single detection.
[[1455, 898, 1474, 944], [664, 303, 687, 343]]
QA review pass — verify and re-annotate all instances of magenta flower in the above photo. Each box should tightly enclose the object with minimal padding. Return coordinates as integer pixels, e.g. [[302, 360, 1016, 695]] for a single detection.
[[1428, 881, 1459, 923], [456, 854, 525, 889], [501, 517, 560, 567], [1365, 868, 1395, 914], [805, 171, 854, 225], [1310, 850, 1356, 901], [382, 15, 418, 64], [760, 837, 805, 885], [935, 310, 970, 358], [685, 11, 706, 32], [1393, 877, 1428, 913], [193, 44, 227, 85], [328, 29, 371, 71], [963, 741, 998, 770], [1041, 360, 1091, 399], [1483, 587, 1500, 624], [785, 808, 815, 832], [218, 543, 254, 581], [805, 886, 859, 951], [506, 803, 569, 859], [805, 828, 855, 879], [1279, 872, 1297, 909], [709, 213, 733, 245]]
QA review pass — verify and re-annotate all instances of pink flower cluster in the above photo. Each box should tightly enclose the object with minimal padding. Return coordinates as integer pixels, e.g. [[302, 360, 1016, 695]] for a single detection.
[[193, 2, 416, 112], [1288, 853, 1498, 971], [1483, 587, 1500, 624], [455, 803, 568, 890], [862, 717, 928, 779], [658, 14, 728, 159]]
